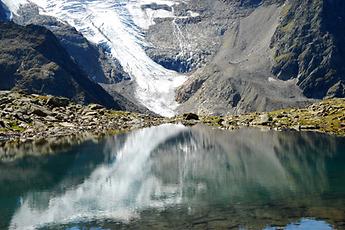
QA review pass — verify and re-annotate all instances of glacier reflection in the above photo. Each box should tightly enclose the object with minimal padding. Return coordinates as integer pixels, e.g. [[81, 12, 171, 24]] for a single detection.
[[8, 124, 345, 229]]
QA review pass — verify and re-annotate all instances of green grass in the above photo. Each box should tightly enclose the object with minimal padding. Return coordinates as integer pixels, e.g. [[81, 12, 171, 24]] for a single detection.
[[8, 121, 25, 132], [201, 116, 224, 126]]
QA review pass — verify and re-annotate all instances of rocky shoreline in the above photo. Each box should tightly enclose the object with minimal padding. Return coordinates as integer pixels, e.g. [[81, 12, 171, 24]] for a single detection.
[[0, 91, 165, 160], [0, 91, 344, 160], [197, 98, 345, 137]]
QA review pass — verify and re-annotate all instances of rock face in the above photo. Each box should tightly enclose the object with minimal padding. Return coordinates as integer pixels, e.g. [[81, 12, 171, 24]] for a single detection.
[[270, 0, 345, 99], [0, 22, 143, 112], [145, 0, 237, 73], [157, 0, 344, 115]]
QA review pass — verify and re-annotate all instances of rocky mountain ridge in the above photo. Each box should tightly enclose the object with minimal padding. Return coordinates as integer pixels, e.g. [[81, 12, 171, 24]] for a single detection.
[[0, 0, 344, 116]]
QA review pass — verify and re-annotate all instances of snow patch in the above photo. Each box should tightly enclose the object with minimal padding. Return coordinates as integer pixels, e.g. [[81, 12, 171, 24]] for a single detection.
[[127, 0, 178, 30], [188, 10, 199, 17]]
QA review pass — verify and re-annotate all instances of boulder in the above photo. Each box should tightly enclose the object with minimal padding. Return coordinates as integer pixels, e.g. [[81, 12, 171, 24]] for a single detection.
[[256, 114, 272, 125], [183, 113, 199, 120], [46, 97, 70, 108], [30, 106, 51, 117], [0, 120, 5, 128]]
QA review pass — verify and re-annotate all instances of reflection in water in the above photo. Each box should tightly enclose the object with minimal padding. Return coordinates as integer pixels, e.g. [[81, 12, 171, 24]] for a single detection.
[[0, 124, 344, 229]]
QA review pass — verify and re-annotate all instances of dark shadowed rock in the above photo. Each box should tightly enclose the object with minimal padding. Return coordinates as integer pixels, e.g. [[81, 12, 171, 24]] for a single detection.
[[0, 1, 9, 21], [183, 113, 199, 120], [46, 96, 70, 108], [271, 0, 345, 99], [31, 107, 49, 117]]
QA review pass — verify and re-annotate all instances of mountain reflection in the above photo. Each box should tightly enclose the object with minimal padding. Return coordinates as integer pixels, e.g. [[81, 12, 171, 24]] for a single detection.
[[1, 124, 344, 229]]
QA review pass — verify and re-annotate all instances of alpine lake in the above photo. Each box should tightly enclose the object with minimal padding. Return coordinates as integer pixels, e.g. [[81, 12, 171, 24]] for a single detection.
[[1, 124, 344, 230]]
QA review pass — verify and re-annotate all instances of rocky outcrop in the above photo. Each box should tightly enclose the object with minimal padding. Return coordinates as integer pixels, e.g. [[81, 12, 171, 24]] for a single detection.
[[270, 0, 345, 99], [144, 0, 345, 115], [0, 22, 142, 111]]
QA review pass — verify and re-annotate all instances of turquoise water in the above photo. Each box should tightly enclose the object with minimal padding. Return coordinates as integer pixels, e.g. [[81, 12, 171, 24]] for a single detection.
[[0, 124, 344, 229]]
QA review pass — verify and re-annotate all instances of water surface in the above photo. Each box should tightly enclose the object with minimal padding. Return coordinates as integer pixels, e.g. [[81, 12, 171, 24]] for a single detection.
[[1, 124, 345, 229]]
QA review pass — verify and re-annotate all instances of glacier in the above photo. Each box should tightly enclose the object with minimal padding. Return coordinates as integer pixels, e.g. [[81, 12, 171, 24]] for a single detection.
[[3, 0, 192, 117]]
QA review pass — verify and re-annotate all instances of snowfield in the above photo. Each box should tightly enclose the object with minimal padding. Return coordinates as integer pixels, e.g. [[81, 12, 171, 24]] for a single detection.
[[3, 0, 191, 117]]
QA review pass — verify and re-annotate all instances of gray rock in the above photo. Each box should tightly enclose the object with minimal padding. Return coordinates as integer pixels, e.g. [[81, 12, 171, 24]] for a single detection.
[[46, 97, 70, 108], [31, 108, 49, 117], [45, 116, 59, 122], [84, 111, 98, 116], [59, 122, 75, 128], [257, 114, 272, 125]]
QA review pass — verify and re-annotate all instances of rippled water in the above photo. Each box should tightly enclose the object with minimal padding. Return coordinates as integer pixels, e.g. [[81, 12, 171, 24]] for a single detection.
[[0, 124, 345, 229]]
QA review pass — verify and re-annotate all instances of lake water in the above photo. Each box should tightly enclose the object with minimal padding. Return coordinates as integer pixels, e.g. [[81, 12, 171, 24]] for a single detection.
[[0, 124, 345, 230]]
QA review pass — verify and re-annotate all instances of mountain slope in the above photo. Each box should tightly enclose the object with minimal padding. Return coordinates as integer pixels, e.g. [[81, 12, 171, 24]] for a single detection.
[[2, 0, 188, 116], [2, 0, 344, 116], [12, 3, 130, 85], [270, 0, 345, 99], [172, 2, 305, 114], [174, 0, 344, 115], [0, 22, 143, 111]]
